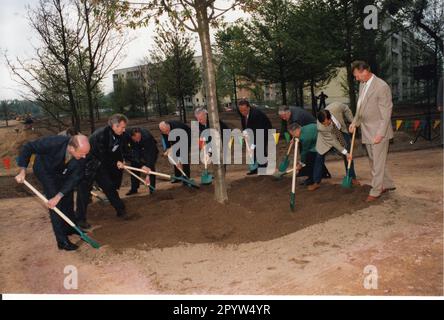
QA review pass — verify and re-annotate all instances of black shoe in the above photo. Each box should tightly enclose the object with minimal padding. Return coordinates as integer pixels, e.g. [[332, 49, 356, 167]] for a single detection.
[[78, 220, 91, 230], [125, 189, 138, 196], [246, 169, 258, 176], [117, 210, 131, 220], [57, 240, 79, 251], [171, 179, 181, 184]]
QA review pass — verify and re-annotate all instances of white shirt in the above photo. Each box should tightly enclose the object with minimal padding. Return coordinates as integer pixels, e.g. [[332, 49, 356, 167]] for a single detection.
[[356, 74, 374, 114], [331, 114, 341, 130]]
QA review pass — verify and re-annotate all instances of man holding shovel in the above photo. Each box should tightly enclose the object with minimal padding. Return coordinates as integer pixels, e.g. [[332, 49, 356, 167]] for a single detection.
[[159, 120, 192, 185], [123, 127, 159, 196], [15, 135, 90, 251], [349, 61, 396, 202], [308, 106, 358, 191], [238, 99, 272, 175], [76, 114, 130, 227]]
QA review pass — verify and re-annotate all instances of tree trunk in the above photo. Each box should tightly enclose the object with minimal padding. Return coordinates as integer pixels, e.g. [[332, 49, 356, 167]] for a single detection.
[[86, 84, 95, 133], [181, 96, 187, 123], [232, 73, 238, 109], [156, 85, 162, 117], [196, 2, 228, 203]]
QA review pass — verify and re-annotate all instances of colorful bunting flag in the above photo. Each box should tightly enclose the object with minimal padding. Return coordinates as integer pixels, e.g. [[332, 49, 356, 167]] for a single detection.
[[228, 136, 234, 150], [434, 120, 441, 129], [238, 136, 244, 147], [396, 120, 403, 131], [413, 120, 421, 131], [2, 157, 11, 170], [284, 132, 291, 143], [404, 120, 411, 130], [273, 133, 280, 145]]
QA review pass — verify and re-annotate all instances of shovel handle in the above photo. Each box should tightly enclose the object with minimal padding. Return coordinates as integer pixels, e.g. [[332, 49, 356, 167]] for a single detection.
[[291, 138, 299, 194], [124, 168, 149, 187], [347, 129, 357, 170], [168, 154, 189, 178], [286, 138, 295, 156], [23, 180, 75, 228], [124, 165, 171, 180]]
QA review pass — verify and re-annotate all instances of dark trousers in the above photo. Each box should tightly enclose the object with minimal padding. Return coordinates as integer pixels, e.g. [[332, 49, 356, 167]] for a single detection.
[[298, 151, 330, 184], [76, 166, 125, 222], [313, 133, 357, 184], [34, 170, 76, 244], [130, 162, 156, 192]]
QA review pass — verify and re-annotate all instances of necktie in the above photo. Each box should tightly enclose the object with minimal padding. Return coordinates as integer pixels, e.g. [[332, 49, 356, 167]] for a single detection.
[[331, 122, 346, 148]]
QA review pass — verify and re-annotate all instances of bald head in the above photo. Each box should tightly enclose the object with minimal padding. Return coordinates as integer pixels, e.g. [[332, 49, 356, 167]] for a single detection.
[[68, 134, 90, 160], [159, 121, 171, 135]]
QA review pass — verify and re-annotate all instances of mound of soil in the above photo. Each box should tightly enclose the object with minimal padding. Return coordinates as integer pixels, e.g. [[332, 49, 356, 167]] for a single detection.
[[89, 176, 374, 250]]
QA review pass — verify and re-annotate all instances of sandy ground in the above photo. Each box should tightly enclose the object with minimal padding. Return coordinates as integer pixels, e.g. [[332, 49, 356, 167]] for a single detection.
[[0, 148, 443, 295]]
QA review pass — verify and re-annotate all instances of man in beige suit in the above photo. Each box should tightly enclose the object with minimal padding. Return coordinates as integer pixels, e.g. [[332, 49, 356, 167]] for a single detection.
[[309, 103, 357, 191], [349, 61, 396, 202]]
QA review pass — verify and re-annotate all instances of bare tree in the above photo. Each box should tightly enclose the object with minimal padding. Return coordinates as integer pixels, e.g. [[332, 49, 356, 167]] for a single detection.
[[75, 0, 129, 133], [6, 0, 81, 131]]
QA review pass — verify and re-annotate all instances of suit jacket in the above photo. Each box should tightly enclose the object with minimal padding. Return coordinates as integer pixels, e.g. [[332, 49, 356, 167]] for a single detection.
[[199, 118, 230, 143], [325, 102, 354, 134], [123, 128, 158, 168], [352, 75, 394, 144], [289, 107, 316, 126], [240, 107, 272, 146], [17, 135, 85, 196], [299, 123, 318, 163], [161, 120, 191, 160], [87, 125, 125, 184], [316, 121, 346, 156]]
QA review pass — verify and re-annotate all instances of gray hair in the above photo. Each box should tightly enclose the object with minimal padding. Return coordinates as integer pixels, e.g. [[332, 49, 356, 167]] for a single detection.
[[194, 107, 208, 117], [278, 105, 290, 114], [287, 122, 301, 132], [108, 114, 128, 126]]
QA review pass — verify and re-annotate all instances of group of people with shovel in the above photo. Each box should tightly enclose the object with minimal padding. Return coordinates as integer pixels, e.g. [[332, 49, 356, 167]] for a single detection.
[[14, 60, 395, 251]]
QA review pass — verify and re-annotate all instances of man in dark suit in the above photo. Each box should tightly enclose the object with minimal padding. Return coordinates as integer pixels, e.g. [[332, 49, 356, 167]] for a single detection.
[[123, 127, 159, 195], [159, 120, 192, 183], [278, 105, 316, 127], [15, 135, 90, 251], [76, 114, 129, 228], [238, 99, 272, 175]]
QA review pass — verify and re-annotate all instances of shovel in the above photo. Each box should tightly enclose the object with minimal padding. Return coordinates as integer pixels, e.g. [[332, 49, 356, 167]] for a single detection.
[[167, 154, 199, 188], [22, 180, 100, 249], [200, 142, 213, 185], [278, 138, 295, 172], [290, 138, 300, 212], [124, 165, 200, 189], [243, 135, 259, 172], [341, 128, 357, 189], [124, 167, 156, 193]]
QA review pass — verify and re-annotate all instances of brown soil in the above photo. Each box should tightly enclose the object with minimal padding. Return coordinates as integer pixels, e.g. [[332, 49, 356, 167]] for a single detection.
[[89, 177, 372, 250]]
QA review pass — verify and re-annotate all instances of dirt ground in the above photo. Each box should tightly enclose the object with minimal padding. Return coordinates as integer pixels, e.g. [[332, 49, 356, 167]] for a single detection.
[[0, 147, 442, 295]]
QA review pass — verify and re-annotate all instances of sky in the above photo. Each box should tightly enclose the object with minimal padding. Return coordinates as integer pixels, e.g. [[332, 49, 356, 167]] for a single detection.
[[0, 0, 247, 100]]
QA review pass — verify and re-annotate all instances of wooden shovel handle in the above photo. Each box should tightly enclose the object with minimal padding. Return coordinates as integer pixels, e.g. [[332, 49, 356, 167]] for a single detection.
[[124, 168, 149, 186], [124, 165, 171, 179], [168, 154, 189, 178], [23, 180, 75, 228], [347, 129, 357, 170], [286, 138, 295, 156], [291, 138, 299, 194]]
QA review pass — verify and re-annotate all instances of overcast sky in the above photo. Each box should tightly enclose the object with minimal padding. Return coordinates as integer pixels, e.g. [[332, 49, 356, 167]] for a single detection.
[[0, 0, 247, 100]]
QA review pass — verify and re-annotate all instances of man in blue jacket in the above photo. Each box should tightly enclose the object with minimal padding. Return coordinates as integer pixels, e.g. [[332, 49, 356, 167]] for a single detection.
[[15, 135, 90, 251]]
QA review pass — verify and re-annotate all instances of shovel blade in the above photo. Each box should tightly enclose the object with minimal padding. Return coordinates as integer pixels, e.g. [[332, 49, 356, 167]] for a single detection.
[[278, 156, 289, 172], [341, 172, 353, 189], [290, 192, 295, 211], [200, 170, 213, 185], [73, 226, 100, 249]]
